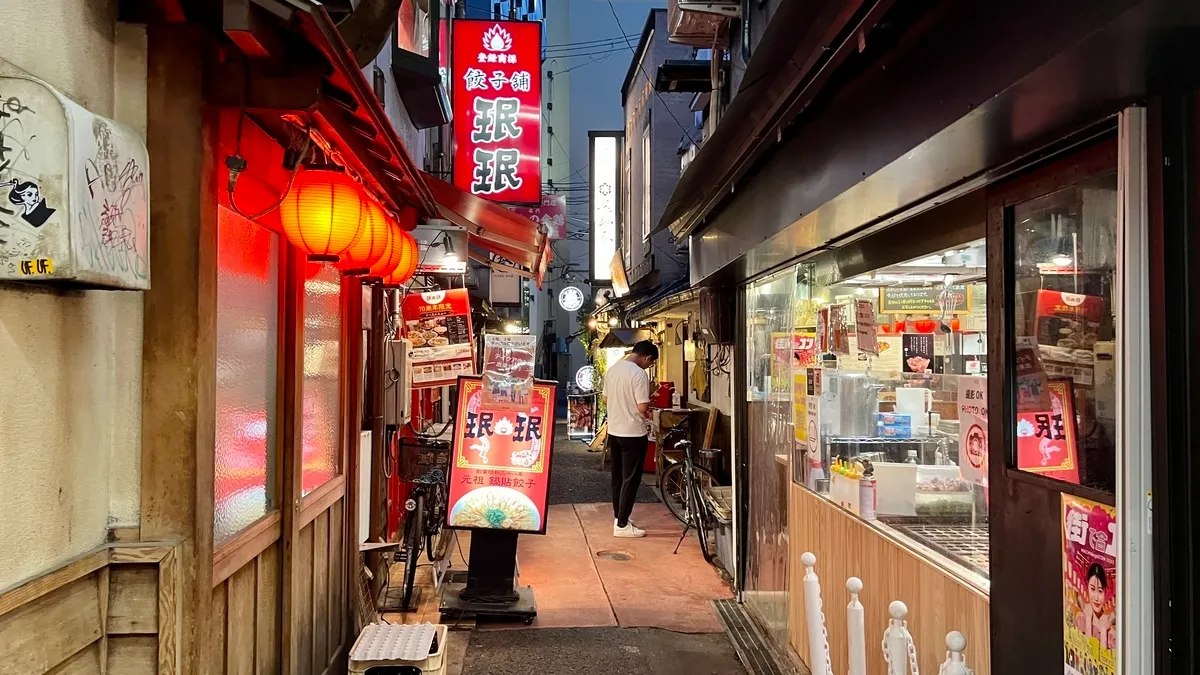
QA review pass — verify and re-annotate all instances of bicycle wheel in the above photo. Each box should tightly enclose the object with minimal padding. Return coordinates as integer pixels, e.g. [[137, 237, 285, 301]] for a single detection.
[[402, 492, 425, 610], [426, 486, 445, 561], [659, 463, 716, 524], [689, 479, 715, 562]]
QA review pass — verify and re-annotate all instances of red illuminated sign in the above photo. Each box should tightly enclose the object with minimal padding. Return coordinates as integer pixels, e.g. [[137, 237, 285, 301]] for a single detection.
[[509, 194, 566, 239], [447, 377, 557, 534], [452, 20, 542, 204]]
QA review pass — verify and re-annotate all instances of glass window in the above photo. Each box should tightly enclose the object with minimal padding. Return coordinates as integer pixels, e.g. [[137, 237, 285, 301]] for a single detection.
[[1010, 172, 1118, 493], [743, 271, 794, 647], [396, 0, 432, 59], [302, 262, 343, 495], [799, 239, 991, 587], [214, 206, 280, 547]]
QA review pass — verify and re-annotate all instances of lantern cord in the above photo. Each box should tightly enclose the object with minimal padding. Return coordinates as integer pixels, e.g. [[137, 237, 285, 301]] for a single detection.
[[227, 114, 313, 221]]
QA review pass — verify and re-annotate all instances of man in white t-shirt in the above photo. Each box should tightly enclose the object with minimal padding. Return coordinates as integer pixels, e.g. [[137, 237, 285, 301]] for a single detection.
[[602, 340, 659, 537]]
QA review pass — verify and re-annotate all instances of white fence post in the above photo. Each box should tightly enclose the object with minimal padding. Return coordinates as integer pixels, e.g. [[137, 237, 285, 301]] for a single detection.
[[846, 577, 866, 675], [938, 632, 972, 675], [800, 552, 833, 675], [881, 600, 918, 675]]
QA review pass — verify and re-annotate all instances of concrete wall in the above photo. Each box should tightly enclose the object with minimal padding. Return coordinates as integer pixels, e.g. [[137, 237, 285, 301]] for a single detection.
[[0, 0, 145, 589], [622, 9, 693, 291]]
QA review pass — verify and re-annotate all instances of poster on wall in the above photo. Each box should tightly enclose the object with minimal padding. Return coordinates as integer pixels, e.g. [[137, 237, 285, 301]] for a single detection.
[[452, 20, 542, 203], [771, 333, 793, 394], [794, 331, 817, 370], [956, 376, 988, 485], [447, 377, 557, 534], [401, 288, 475, 387], [481, 333, 537, 411], [829, 304, 850, 354], [804, 367, 823, 489], [816, 308, 829, 354], [854, 299, 878, 356], [1016, 379, 1080, 484], [1015, 335, 1053, 410], [901, 333, 935, 373], [1062, 494, 1117, 675], [874, 335, 903, 376], [880, 284, 971, 314]]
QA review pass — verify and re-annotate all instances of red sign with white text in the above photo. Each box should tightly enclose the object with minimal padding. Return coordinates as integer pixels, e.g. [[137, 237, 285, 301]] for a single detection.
[[447, 377, 557, 534], [509, 193, 567, 239], [452, 20, 542, 204], [401, 288, 475, 388]]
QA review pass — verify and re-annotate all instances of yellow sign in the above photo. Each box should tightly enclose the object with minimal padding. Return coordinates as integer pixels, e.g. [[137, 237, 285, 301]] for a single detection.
[[18, 258, 54, 276], [793, 371, 808, 443]]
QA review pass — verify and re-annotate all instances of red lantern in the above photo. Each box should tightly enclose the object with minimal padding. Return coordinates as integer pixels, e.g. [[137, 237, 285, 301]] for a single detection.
[[365, 219, 404, 281], [279, 169, 367, 261], [383, 230, 419, 286], [337, 199, 390, 275]]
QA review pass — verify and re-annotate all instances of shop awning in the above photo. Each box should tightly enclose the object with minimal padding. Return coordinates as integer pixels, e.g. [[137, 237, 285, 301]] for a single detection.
[[628, 279, 698, 321], [289, 4, 438, 220], [655, 60, 712, 93], [591, 285, 657, 318], [597, 328, 656, 350], [420, 172, 552, 289]]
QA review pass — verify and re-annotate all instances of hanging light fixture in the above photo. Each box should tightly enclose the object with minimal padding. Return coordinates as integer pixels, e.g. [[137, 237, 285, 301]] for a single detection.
[[337, 199, 391, 275], [279, 168, 368, 261], [364, 219, 404, 282], [383, 229, 420, 286]]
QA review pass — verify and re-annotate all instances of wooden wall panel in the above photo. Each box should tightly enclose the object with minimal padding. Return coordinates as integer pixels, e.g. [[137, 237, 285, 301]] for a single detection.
[[328, 499, 345, 655], [0, 573, 102, 675], [45, 643, 101, 675], [108, 636, 158, 675], [296, 522, 315, 675], [226, 564, 256, 675], [313, 511, 330, 673], [109, 566, 160, 635], [256, 544, 282, 675], [789, 487, 991, 675], [210, 583, 227, 675]]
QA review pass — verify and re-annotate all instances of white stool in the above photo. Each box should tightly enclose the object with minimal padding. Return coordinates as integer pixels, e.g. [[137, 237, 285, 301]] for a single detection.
[[348, 622, 448, 675]]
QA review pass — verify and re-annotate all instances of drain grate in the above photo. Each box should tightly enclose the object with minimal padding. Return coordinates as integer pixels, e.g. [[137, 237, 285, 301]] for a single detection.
[[595, 550, 632, 561], [714, 599, 797, 675]]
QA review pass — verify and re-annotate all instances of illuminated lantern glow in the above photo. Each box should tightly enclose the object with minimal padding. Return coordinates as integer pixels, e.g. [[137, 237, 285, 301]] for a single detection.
[[336, 199, 391, 275], [383, 229, 420, 286], [279, 169, 367, 262], [364, 219, 404, 281]]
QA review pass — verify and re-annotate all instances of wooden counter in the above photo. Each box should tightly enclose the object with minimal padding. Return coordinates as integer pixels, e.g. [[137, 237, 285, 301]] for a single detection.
[[788, 486, 991, 675]]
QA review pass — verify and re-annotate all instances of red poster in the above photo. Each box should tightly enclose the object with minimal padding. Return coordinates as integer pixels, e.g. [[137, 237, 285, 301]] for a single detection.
[[401, 288, 475, 388], [509, 194, 567, 239], [447, 377, 557, 534], [816, 308, 829, 354], [1016, 379, 1080, 484], [793, 331, 816, 370], [452, 20, 542, 204]]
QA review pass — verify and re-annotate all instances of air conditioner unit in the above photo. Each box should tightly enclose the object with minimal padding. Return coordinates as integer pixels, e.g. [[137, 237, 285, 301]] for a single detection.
[[677, 0, 741, 18], [383, 339, 413, 427]]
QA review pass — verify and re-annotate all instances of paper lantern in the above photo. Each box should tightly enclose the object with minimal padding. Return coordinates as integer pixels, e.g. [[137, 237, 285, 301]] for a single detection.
[[279, 169, 367, 262], [383, 230, 420, 286], [337, 199, 390, 275], [365, 219, 404, 281]]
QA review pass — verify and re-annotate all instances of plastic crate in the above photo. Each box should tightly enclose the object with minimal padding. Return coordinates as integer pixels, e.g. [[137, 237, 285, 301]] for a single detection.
[[706, 486, 734, 573], [349, 623, 448, 675]]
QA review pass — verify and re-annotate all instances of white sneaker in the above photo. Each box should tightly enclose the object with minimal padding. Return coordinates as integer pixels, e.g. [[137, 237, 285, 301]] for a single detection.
[[613, 522, 646, 538], [614, 518, 638, 529]]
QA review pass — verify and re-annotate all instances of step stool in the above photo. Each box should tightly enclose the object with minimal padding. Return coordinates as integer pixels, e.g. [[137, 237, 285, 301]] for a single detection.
[[348, 622, 448, 674]]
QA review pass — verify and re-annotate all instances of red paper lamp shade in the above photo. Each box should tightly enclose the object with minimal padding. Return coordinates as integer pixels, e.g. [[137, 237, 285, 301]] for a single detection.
[[336, 199, 391, 275], [366, 219, 404, 280], [279, 169, 367, 262], [383, 229, 419, 286]]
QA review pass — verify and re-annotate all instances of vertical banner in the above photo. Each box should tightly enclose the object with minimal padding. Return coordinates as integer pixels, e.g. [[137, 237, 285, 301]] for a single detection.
[[401, 288, 475, 387], [816, 308, 829, 354], [510, 194, 568, 239], [452, 20, 542, 203], [1062, 494, 1117, 675], [854, 299, 878, 355], [447, 377, 557, 534], [805, 367, 823, 489], [956, 376, 988, 484], [829, 304, 850, 354]]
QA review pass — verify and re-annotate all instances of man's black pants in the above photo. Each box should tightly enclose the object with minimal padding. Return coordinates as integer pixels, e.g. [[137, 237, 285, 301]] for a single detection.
[[609, 434, 648, 527]]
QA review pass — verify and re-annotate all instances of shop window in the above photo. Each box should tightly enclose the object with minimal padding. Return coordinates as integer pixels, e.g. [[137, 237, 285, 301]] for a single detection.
[[214, 206, 281, 547], [1008, 173, 1118, 494], [302, 262, 343, 495], [797, 239, 991, 587], [396, 0, 432, 59]]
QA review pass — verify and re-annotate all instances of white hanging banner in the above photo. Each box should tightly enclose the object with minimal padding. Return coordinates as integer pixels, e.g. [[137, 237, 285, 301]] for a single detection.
[[957, 375, 988, 484], [854, 299, 878, 356]]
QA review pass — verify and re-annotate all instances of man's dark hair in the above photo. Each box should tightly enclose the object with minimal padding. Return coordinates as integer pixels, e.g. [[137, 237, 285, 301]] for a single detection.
[[631, 340, 659, 360]]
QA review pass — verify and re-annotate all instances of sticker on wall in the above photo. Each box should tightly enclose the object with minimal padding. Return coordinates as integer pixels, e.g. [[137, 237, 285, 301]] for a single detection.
[[1062, 494, 1117, 675]]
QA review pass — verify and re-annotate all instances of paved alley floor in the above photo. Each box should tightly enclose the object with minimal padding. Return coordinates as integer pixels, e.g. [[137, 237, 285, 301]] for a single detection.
[[548, 422, 658, 506]]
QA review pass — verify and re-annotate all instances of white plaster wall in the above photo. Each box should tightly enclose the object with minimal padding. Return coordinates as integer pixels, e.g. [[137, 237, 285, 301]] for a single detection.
[[0, 0, 144, 590]]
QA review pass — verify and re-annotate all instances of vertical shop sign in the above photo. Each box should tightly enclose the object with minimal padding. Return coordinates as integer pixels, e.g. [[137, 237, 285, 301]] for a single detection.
[[401, 288, 475, 387], [1015, 379, 1080, 484], [956, 376, 988, 484], [901, 333, 934, 373], [509, 194, 567, 239], [590, 133, 620, 283], [1062, 494, 1117, 675], [854, 299, 878, 355], [452, 20, 542, 203], [447, 377, 557, 534]]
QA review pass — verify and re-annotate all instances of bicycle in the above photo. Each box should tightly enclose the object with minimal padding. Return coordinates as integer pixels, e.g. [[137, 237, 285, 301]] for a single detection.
[[656, 419, 719, 526], [395, 435, 451, 611], [669, 437, 719, 562]]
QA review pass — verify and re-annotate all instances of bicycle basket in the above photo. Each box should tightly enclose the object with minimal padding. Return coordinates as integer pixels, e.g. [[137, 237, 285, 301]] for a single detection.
[[397, 437, 452, 485]]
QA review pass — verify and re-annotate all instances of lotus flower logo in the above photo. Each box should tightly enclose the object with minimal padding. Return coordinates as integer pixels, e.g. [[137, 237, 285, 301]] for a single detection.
[[483, 24, 513, 53]]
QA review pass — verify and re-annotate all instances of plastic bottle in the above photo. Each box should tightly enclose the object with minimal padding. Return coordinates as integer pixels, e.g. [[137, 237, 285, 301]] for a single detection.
[[860, 461, 877, 521], [905, 449, 919, 464]]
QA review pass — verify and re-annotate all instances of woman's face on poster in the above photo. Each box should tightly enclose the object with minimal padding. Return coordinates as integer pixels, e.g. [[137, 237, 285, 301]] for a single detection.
[[1088, 574, 1105, 610]]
